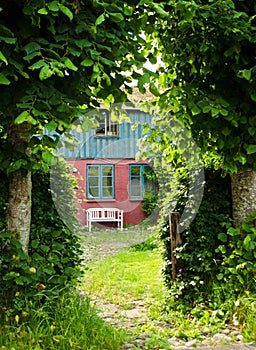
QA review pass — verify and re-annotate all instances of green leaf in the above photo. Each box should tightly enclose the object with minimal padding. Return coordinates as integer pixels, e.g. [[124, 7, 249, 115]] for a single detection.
[[234, 154, 246, 165], [0, 36, 16, 44], [38, 8, 48, 15], [47, 1, 59, 12], [211, 108, 219, 117], [24, 42, 41, 55], [109, 12, 124, 22], [218, 139, 224, 150], [52, 242, 65, 250], [202, 105, 211, 113], [104, 94, 115, 108], [19, 70, 30, 79], [0, 73, 10, 85], [14, 111, 37, 125], [42, 151, 54, 164], [90, 49, 101, 58], [43, 267, 55, 274], [227, 227, 241, 236], [45, 120, 58, 132], [0, 50, 7, 65], [29, 59, 47, 70], [250, 92, 256, 102], [191, 105, 201, 115], [95, 14, 105, 26], [8, 159, 28, 173], [59, 4, 73, 21], [80, 58, 94, 67], [138, 73, 150, 93], [39, 244, 50, 252], [31, 239, 39, 248], [32, 252, 44, 261], [74, 39, 92, 49], [149, 82, 160, 96], [216, 273, 224, 281], [218, 232, 227, 242], [237, 275, 244, 285], [23, 51, 41, 62], [243, 234, 254, 251], [248, 127, 256, 136], [152, 3, 169, 17], [245, 144, 256, 155], [100, 57, 114, 66], [238, 69, 251, 81], [123, 5, 134, 16], [220, 109, 228, 116], [222, 127, 230, 136], [62, 57, 78, 71], [39, 65, 53, 80]]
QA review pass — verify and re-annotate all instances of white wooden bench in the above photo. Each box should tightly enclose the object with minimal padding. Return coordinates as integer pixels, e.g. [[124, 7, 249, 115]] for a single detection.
[[86, 208, 124, 232]]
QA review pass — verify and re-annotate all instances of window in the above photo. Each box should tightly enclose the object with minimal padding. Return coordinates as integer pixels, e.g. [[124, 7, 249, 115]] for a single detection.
[[87, 165, 114, 199], [130, 165, 156, 199], [95, 110, 119, 137]]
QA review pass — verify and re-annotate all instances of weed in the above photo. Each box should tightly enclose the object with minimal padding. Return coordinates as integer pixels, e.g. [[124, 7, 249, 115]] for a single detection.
[[0, 290, 126, 349]]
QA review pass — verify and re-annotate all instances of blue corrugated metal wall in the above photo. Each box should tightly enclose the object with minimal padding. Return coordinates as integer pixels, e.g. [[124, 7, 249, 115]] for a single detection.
[[59, 109, 152, 159]]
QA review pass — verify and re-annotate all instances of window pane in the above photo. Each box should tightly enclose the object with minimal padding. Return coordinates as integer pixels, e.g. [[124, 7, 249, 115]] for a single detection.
[[131, 186, 142, 197], [102, 187, 113, 198], [89, 186, 99, 198], [89, 178, 99, 187], [102, 166, 112, 176], [130, 175, 142, 197], [102, 177, 112, 186], [95, 110, 109, 136], [88, 166, 99, 177], [143, 166, 155, 194], [87, 166, 99, 198], [131, 166, 140, 177]]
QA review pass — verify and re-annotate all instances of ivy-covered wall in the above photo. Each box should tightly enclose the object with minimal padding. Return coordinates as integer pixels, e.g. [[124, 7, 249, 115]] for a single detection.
[[160, 169, 232, 307]]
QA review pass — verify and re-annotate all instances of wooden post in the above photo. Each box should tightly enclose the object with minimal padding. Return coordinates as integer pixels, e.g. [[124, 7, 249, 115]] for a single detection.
[[169, 212, 182, 281]]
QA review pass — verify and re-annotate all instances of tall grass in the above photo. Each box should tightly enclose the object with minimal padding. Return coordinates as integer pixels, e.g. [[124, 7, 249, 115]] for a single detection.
[[0, 290, 126, 349]]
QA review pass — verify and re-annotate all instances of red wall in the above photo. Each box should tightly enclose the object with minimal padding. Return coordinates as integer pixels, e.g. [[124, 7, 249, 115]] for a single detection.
[[68, 158, 150, 227]]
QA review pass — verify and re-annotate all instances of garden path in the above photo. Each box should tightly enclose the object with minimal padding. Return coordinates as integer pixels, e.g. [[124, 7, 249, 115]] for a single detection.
[[79, 228, 256, 350]]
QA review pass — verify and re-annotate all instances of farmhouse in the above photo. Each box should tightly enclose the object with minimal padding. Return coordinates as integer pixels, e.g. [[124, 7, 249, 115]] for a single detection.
[[59, 105, 156, 229]]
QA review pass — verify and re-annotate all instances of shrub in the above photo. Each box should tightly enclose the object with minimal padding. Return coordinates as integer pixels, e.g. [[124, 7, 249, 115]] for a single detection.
[[159, 169, 232, 309], [216, 212, 256, 297], [142, 190, 158, 217], [0, 160, 83, 321]]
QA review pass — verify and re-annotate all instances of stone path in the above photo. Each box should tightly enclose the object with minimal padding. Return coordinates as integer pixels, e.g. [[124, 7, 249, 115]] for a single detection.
[[80, 229, 256, 350]]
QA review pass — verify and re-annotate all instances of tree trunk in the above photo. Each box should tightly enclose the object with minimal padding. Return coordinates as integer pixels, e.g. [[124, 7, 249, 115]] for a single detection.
[[6, 122, 32, 253], [169, 211, 182, 281], [7, 170, 32, 253], [231, 168, 256, 229]]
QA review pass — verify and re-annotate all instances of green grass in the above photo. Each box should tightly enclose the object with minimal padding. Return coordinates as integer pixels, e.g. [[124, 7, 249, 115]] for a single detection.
[[80, 235, 256, 348], [0, 291, 126, 350], [80, 244, 175, 349], [82, 249, 164, 304]]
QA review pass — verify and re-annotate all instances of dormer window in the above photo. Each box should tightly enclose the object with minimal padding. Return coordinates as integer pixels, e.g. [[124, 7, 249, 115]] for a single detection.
[[95, 110, 119, 137]]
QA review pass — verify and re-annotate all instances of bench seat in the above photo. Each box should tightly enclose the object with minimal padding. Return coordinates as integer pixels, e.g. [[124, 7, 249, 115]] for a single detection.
[[86, 208, 123, 232]]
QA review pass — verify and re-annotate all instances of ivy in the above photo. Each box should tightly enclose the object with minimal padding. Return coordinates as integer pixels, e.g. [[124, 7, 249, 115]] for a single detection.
[[0, 160, 82, 321], [159, 170, 233, 308]]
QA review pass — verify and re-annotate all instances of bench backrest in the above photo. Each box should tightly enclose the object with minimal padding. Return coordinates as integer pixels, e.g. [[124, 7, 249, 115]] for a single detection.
[[86, 208, 122, 220]]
